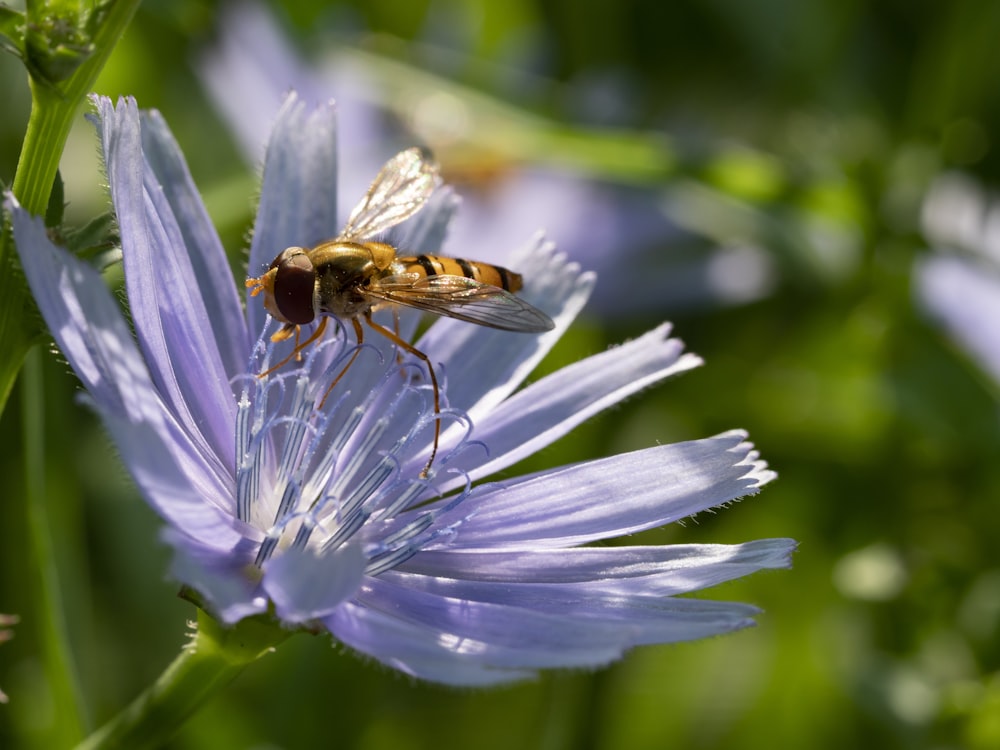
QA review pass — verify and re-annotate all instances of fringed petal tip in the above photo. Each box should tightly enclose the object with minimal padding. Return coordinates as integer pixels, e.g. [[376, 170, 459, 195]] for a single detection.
[[719, 429, 778, 493], [516, 229, 597, 301]]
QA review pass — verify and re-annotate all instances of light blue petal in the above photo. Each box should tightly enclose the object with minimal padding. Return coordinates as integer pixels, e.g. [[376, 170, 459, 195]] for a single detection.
[[329, 601, 535, 686], [138, 108, 251, 379], [263, 542, 366, 623], [10, 198, 150, 419], [95, 96, 237, 469], [917, 254, 1000, 386], [102, 409, 245, 550], [344, 580, 628, 669], [10, 199, 241, 547], [362, 576, 762, 647], [167, 532, 267, 623], [327, 577, 760, 685], [433, 430, 775, 548], [440, 323, 701, 483], [248, 93, 339, 338], [397, 538, 796, 596]]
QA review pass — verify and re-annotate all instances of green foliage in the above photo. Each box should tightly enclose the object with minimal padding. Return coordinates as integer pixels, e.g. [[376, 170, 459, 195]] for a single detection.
[[2, 1, 1000, 749]]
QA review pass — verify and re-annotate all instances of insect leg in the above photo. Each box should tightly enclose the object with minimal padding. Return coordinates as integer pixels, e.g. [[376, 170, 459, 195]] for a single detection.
[[362, 311, 440, 478], [258, 317, 328, 378], [318, 317, 366, 408]]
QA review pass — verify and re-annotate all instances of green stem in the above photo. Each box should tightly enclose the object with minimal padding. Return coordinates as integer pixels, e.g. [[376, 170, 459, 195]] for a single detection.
[[7, 4, 147, 743], [23, 348, 88, 745], [12, 0, 142, 214], [11, 81, 68, 216], [75, 610, 291, 750], [0, 0, 143, 416]]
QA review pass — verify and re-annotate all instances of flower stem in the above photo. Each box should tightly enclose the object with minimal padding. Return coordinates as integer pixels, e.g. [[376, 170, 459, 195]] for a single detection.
[[4, 3, 146, 741], [0, 0, 142, 415], [23, 348, 88, 746], [75, 609, 292, 750], [12, 0, 143, 215]]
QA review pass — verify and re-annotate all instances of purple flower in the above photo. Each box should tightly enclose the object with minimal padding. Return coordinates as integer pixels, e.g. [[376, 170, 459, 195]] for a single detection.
[[917, 173, 1000, 386], [199, 2, 775, 315], [9, 94, 794, 685]]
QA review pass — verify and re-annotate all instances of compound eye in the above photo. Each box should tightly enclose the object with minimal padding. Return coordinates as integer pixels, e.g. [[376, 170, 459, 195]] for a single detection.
[[272, 249, 316, 324]]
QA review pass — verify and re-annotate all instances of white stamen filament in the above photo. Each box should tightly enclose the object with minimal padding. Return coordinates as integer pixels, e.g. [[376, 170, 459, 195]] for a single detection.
[[235, 319, 474, 577]]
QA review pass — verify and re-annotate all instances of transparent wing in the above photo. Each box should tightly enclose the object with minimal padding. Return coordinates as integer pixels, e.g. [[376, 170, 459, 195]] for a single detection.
[[365, 274, 555, 332], [340, 148, 441, 242]]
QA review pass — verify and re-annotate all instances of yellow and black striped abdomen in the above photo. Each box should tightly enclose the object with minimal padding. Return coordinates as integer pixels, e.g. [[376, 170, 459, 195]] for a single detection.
[[397, 255, 523, 292]]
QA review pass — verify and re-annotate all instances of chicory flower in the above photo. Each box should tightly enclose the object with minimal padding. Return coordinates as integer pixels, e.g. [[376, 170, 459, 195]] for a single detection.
[[917, 173, 1000, 386], [9, 94, 794, 685]]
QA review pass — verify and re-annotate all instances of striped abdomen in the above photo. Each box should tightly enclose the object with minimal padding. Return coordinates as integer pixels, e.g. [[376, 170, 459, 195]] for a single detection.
[[396, 254, 523, 293]]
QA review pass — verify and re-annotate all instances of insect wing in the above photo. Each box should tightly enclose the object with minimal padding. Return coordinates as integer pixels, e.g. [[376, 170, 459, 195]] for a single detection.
[[340, 148, 441, 242], [367, 274, 555, 332]]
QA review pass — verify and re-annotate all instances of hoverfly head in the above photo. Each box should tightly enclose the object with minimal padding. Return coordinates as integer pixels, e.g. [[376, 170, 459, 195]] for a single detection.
[[247, 247, 318, 326]]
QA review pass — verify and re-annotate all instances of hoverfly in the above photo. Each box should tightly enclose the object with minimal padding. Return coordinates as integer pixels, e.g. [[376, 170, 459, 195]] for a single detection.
[[246, 147, 554, 477]]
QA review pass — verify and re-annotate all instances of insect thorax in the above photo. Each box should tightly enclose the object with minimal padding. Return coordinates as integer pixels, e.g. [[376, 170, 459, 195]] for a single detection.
[[312, 241, 384, 318]]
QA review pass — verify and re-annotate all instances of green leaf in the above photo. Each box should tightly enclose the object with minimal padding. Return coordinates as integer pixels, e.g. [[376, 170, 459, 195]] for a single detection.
[[0, 5, 26, 59], [45, 169, 65, 228], [64, 211, 120, 266]]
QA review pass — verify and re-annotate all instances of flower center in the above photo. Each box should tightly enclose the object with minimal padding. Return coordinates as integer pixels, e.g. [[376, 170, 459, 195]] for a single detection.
[[234, 319, 475, 574]]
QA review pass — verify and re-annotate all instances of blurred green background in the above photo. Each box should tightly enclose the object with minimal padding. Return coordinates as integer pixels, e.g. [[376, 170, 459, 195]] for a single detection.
[[3, 0, 1000, 748]]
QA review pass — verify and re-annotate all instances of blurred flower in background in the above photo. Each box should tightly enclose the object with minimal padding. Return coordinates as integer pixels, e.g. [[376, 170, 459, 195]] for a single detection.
[[199, 1, 777, 317], [917, 173, 1000, 389], [10, 94, 793, 685]]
